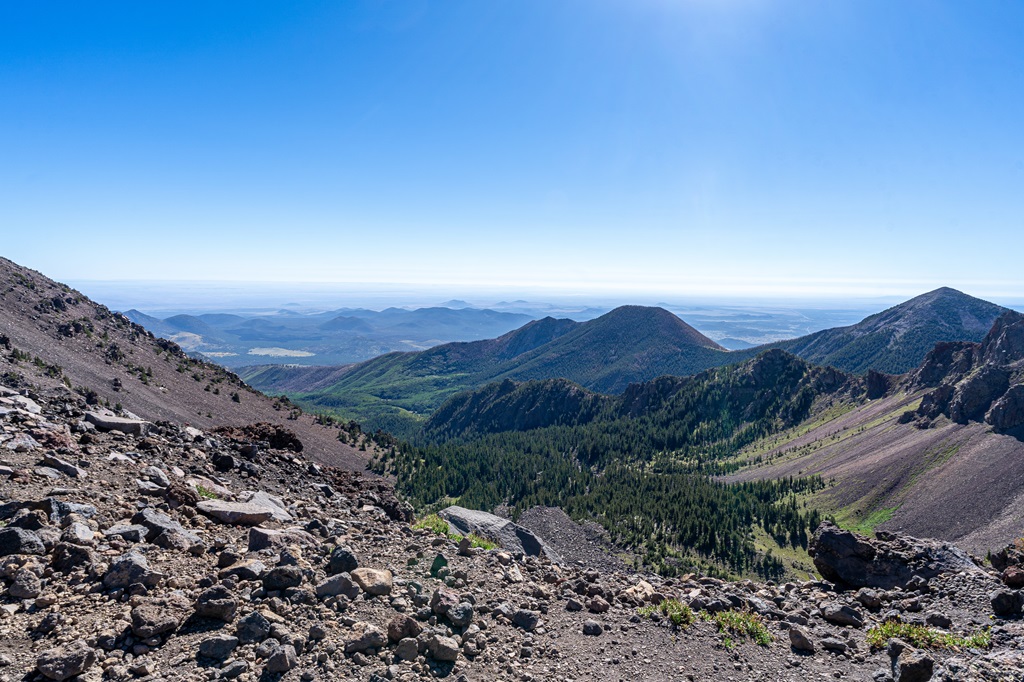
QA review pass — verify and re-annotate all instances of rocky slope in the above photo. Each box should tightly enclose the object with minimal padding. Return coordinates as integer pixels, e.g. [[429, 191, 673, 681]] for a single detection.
[[2, 376, 1024, 682], [0, 257, 367, 471]]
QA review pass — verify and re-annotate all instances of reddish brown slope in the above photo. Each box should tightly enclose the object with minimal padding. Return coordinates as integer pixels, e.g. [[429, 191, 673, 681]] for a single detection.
[[728, 391, 1024, 554], [0, 256, 368, 470]]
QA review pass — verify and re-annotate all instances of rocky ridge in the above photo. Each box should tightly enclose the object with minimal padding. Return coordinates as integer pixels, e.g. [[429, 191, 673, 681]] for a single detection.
[[2, 380, 1024, 681]]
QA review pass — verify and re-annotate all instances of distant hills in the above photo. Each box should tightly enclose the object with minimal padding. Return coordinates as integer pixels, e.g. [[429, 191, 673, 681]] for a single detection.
[[242, 305, 730, 434], [120, 305, 536, 367], [244, 288, 1010, 435]]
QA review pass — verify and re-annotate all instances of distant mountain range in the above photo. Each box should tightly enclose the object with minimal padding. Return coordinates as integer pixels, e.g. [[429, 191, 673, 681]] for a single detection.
[[242, 287, 1010, 435], [120, 306, 536, 368]]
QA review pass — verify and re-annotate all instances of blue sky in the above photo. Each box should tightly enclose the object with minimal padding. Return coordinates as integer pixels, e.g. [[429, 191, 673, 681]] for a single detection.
[[2, 1, 1022, 299]]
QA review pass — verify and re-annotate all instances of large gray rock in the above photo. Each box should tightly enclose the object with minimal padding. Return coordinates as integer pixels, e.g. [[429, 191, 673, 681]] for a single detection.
[[808, 522, 984, 590], [247, 526, 316, 552], [196, 500, 273, 526], [238, 491, 293, 522], [85, 411, 152, 436], [438, 506, 562, 563]]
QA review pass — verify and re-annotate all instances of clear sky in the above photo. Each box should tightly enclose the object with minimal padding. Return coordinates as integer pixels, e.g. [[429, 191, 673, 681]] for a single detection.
[[2, 1, 1022, 299]]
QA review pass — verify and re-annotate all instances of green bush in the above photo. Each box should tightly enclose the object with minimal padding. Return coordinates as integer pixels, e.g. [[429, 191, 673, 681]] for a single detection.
[[866, 622, 990, 650]]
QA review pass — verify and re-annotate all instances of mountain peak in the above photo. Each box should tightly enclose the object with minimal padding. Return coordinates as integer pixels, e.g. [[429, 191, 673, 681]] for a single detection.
[[587, 305, 725, 351]]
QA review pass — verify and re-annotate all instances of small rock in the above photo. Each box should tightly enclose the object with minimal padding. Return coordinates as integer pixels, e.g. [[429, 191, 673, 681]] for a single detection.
[[427, 634, 460, 662], [582, 619, 602, 636], [195, 585, 238, 622], [236, 611, 272, 644], [350, 567, 392, 596], [0, 527, 45, 556], [387, 614, 423, 643], [198, 635, 239, 660], [789, 626, 815, 653], [315, 573, 359, 600], [328, 546, 358, 574], [265, 644, 298, 673]]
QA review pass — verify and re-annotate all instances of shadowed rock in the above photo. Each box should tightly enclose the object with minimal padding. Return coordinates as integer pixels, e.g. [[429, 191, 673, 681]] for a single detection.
[[808, 521, 984, 590], [439, 506, 562, 563]]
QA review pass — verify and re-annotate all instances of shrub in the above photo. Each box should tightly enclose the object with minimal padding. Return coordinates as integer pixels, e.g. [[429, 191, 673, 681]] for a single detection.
[[703, 609, 772, 646], [866, 622, 991, 650], [639, 599, 695, 627]]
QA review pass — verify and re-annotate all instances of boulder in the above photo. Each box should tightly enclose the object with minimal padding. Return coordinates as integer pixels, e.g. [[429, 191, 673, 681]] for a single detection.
[[9, 568, 42, 599], [990, 589, 1024, 618], [85, 411, 152, 436], [196, 500, 273, 526], [36, 640, 96, 681], [247, 526, 316, 552], [262, 565, 303, 591], [387, 614, 422, 642], [236, 611, 272, 644], [328, 546, 358, 574], [949, 366, 1009, 423], [821, 603, 863, 628], [426, 634, 460, 662], [789, 626, 814, 652], [238, 491, 293, 522], [131, 508, 201, 549], [808, 522, 984, 590], [265, 644, 297, 673], [438, 506, 561, 562]]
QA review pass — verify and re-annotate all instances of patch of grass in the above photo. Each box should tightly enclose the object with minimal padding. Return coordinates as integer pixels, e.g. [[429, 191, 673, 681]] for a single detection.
[[703, 609, 773, 647], [464, 532, 498, 550], [638, 599, 695, 627], [866, 622, 991, 650], [195, 485, 219, 500], [412, 513, 451, 536], [848, 506, 898, 535], [412, 514, 499, 550]]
